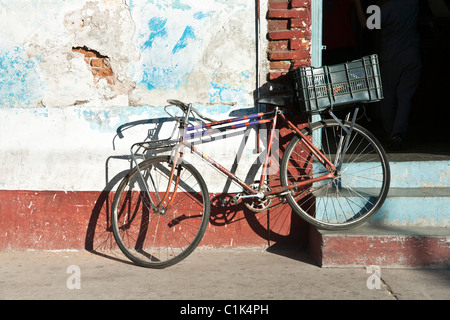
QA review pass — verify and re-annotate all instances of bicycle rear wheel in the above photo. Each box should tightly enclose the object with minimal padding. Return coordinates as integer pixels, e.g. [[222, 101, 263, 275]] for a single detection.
[[280, 119, 390, 230], [111, 155, 210, 268]]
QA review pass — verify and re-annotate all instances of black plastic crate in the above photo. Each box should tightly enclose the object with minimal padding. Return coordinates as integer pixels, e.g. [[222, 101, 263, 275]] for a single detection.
[[292, 54, 383, 114]]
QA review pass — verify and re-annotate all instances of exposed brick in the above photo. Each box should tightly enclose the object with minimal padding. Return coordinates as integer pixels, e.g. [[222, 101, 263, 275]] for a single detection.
[[290, 38, 310, 51], [296, 9, 310, 23], [72, 47, 97, 58], [104, 77, 115, 85], [291, 0, 310, 8], [290, 18, 304, 28], [90, 58, 106, 68], [269, 50, 310, 61], [270, 60, 291, 70], [291, 59, 310, 68], [72, 46, 114, 85], [268, 40, 289, 51], [268, 19, 289, 32], [290, 38, 301, 50], [265, 0, 312, 86], [269, 72, 285, 81], [299, 28, 312, 40], [91, 67, 113, 78], [268, 30, 303, 40], [267, 9, 305, 19], [268, 0, 290, 10]]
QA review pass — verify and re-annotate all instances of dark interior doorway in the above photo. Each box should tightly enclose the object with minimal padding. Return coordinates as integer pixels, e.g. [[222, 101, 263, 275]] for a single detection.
[[323, 0, 450, 156]]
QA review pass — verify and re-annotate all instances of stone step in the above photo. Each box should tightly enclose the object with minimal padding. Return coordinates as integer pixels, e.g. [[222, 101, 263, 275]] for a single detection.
[[335, 160, 449, 188], [388, 160, 449, 188], [308, 225, 450, 268], [317, 159, 450, 227], [315, 187, 450, 227], [371, 187, 450, 227], [305, 158, 450, 268]]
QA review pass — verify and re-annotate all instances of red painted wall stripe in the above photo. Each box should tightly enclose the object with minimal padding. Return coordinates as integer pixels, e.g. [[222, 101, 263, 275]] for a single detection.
[[0, 190, 307, 251]]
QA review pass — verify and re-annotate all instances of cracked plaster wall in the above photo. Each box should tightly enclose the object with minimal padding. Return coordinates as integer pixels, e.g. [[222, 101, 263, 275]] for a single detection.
[[0, 0, 259, 108], [0, 0, 266, 192]]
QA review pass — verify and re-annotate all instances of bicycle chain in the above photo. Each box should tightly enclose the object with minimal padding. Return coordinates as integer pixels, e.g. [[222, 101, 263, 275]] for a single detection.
[[243, 178, 311, 213]]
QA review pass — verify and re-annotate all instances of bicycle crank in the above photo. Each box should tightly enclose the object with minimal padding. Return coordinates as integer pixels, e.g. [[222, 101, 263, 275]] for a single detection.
[[219, 192, 264, 207], [243, 183, 273, 213]]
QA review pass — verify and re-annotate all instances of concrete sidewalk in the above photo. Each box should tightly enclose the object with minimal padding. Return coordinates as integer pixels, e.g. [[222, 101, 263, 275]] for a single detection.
[[0, 248, 448, 301]]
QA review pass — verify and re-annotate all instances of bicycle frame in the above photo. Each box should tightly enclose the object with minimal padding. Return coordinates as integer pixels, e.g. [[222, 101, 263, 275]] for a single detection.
[[146, 106, 339, 209]]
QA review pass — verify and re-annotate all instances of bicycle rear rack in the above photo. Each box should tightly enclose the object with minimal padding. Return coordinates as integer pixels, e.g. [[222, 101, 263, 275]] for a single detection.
[[131, 139, 178, 153]]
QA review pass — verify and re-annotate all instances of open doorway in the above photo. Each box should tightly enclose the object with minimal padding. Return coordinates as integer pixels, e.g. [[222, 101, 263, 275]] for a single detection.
[[322, 0, 450, 156]]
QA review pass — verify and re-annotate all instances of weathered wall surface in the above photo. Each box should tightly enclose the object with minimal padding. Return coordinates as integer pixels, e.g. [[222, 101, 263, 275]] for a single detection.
[[0, 0, 258, 108], [0, 0, 263, 191], [0, 0, 313, 250], [0, 0, 275, 250]]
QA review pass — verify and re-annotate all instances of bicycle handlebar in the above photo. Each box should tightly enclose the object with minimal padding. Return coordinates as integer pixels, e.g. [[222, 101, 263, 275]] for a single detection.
[[166, 99, 216, 123], [166, 99, 189, 112], [116, 100, 217, 139]]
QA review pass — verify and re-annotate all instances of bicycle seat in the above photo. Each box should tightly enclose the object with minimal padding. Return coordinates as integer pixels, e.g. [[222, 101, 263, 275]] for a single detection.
[[257, 95, 293, 107]]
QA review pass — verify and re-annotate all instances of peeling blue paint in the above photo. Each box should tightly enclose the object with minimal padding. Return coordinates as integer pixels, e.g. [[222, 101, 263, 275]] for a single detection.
[[241, 71, 253, 80], [76, 106, 172, 133], [172, 26, 196, 54], [209, 82, 248, 104], [132, 7, 201, 92], [172, 0, 191, 11], [140, 66, 186, 90], [0, 46, 46, 108], [127, 1, 255, 106], [193, 11, 212, 20], [127, 0, 136, 10], [142, 17, 168, 50]]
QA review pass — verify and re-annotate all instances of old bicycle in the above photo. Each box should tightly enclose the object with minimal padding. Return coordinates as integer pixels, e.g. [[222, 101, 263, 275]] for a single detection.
[[111, 55, 390, 268]]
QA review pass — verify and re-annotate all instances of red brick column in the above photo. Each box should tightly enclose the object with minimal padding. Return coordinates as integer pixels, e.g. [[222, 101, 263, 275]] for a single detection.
[[266, 0, 311, 82], [254, 1, 312, 248]]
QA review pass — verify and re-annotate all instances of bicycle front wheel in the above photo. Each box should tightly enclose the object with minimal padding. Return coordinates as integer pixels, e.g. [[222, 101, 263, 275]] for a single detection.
[[280, 120, 390, 230], [111, 155, 210, 268]]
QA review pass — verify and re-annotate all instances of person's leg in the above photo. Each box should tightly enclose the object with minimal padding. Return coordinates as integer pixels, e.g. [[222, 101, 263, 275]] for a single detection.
[[380, 60, 400, 138], [392, 55, 422, 139]]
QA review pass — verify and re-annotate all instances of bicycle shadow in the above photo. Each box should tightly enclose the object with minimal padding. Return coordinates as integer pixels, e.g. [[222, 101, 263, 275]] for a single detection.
[[84, 116, 201, 264], [84, 117, 177, 264], [84, 156, 133, 265]]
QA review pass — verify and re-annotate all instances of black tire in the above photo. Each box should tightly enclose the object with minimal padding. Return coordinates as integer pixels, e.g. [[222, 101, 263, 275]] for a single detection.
[[111, 155, 210, 268], [280, 120, 390, 230]]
